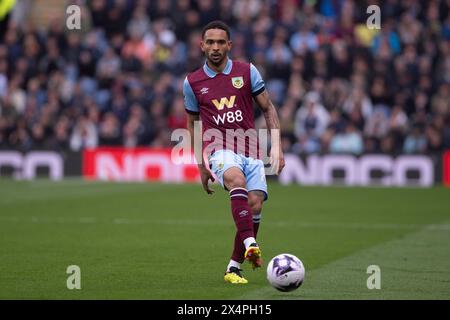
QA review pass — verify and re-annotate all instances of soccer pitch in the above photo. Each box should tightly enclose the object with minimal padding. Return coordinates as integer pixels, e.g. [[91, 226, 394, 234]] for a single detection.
[[0, 180, 449, 300]]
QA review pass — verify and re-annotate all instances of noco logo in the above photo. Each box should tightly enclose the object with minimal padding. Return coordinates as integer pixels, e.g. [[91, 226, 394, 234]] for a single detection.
[[0, 151, 63, 180], [279, 154, 435, 187], [83, 148, 200, 182]]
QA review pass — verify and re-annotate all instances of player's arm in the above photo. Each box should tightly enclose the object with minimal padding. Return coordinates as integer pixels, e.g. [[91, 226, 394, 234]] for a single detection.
[[250, 64, 285, 175], [254, 90, 285, 175], [184, 78, 215, 194]]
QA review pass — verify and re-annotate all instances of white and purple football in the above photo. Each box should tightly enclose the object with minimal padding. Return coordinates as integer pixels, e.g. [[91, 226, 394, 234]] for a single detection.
[[267, 253, 305, 292]]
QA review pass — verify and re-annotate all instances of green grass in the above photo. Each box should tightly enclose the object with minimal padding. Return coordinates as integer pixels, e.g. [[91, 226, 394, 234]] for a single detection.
[[0, 179, 449, 299]]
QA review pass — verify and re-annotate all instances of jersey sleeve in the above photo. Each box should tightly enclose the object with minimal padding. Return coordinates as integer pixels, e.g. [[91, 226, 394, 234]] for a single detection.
[[183, 77, 200, 114], [250, 63, 265, 97]]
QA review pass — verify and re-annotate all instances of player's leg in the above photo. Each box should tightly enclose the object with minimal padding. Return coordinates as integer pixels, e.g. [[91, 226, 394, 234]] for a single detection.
[[210, 151, 254, 248], [223, 167, 262, 271], [223, 167, 258, 247], [248, 191, 265, 237], [242, 157, 268, 269], [230, 190, 265, 270], [245, 156, 268, 238], [208, 150, 253, 283]]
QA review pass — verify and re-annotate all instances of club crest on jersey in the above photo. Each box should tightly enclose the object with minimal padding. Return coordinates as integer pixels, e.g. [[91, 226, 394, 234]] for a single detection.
[[232, 76, 244, 89]]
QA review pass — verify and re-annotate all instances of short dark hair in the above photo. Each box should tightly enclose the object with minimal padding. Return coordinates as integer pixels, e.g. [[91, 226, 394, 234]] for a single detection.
[[202, 20, 231, 40]]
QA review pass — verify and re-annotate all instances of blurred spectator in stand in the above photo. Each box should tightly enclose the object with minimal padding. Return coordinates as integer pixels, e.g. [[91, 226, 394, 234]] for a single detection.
[[289, 22, 319, 56], [0, 0, 447, 156], [403, 124, 427, 154], [342, 87, 373, 121], [330, 40, 352, 79], [329, 122, 364, 155], [431, 83, 450, 117], [389, 105, 408, 134], [0, 50, 7, 98], [99, 112, 121, 146], [70, 116, 98, 151], [7, 116, 31, 151], [46, 116, 71, 151], [293, 92, 330, 154], [364, 108, 390, 145], [426, 124, 444, 153], [371, 18, 401, 56], [167, 95, 187, 131], [124, 103, 151, 147], [322, 109, 346, 153]]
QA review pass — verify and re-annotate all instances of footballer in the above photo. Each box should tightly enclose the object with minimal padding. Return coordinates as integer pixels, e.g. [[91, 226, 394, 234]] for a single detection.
[[183, 20, 285, 284]]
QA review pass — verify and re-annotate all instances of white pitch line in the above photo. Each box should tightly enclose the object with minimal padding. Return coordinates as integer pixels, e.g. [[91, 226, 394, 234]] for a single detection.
[[0, 216, 449, 231]]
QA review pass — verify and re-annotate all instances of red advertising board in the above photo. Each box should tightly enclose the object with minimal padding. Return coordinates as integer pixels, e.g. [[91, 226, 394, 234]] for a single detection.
[[83, 148, 200, 182], [443, 151, 450, 187]]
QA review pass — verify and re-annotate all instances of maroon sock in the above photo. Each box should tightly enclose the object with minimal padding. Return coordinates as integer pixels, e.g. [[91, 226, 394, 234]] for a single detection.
[[231, 232, 245, 263], [229, 188, 254, 250], [231, 214, 261, 263]]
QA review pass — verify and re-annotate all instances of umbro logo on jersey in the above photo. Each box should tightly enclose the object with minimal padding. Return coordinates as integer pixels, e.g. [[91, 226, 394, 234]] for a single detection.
[[200, 87, 209, 94]]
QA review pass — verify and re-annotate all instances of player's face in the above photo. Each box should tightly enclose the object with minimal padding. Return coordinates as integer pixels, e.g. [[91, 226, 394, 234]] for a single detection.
[[201, 29, 232, 66]]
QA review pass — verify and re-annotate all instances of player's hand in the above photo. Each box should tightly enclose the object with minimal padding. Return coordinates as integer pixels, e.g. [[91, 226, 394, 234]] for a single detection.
[[199, 167, 215, 195], [270, 147, 285, 176]]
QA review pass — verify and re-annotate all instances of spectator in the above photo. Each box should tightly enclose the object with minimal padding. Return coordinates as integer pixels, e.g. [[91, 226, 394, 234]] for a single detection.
[[289, 23, 319, 56], [431, 83, 450, 117], [0, 0, 448, 157], [330, 40, 352, 79], [266, 27, 292, 66], [342, 87, 373, 120], [371, 18, 401, 56], [389, 105, 408, 133], [364, 108, 389, 141], [47, 116, 71, 151], [294, 91, 330, 141], [0, 58, 7, 99], [70, 116, 98, 151], [99, 112, 121, 146], [329, 123, 364, 155], [403, 125, 427, 154], [167, 95, 187, 130], [426, 124, 443, 153]]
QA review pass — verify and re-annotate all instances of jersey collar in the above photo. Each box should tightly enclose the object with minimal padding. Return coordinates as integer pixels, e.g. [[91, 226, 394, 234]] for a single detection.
[[203, 58, 233, 78]]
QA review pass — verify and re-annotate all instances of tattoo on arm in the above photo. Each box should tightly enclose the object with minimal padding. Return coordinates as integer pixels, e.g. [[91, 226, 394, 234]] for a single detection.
[[255, 90, 281, 131], [255, 90, 285, 175]]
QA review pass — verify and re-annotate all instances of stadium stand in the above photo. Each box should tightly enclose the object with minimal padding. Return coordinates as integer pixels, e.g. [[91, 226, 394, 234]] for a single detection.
[[0, 0, 449, 155]]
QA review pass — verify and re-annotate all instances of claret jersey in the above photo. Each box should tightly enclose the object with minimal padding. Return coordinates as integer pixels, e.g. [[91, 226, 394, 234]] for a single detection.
[[183, 58, 265, 158]]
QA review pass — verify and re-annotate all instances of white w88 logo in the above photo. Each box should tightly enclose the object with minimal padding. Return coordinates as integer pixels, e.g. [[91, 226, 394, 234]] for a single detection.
[[213, 110, 243, 125]]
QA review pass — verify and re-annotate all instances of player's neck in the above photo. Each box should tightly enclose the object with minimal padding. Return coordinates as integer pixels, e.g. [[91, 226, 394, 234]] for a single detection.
[[206, 57, 229, 74]]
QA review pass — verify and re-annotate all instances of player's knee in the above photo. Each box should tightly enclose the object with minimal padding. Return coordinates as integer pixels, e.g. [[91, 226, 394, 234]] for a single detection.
[[225, 175, 246, 190], [250, 201, 263, 215]]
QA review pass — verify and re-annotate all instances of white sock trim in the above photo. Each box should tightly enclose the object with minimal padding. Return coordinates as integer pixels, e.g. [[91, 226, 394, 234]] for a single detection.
[[229, 187, 247, 194], [230, 194, 248, 199], [227, 260, 241, 272], [243, 237, 256, 250]]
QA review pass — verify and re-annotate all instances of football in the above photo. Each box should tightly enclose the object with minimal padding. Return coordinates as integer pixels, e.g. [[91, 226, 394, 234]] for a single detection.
[[266, 253, 305, 292]]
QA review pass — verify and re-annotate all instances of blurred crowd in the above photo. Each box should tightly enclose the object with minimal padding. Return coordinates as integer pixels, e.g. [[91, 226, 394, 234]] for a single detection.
[[0, 0, 449, 155]]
